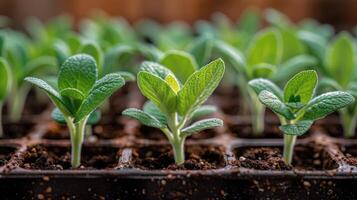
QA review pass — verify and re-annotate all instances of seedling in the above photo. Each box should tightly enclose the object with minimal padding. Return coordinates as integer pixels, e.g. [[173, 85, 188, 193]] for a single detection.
[[0, 58, 11, 137], [25, 54, 125, 167], [249, 70, 354, 165], [318, 32, 357, 138], [214, 27, 317, 136], [123, 59, 225, 164]]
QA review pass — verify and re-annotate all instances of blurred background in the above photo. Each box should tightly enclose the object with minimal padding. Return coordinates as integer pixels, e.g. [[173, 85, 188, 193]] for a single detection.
[[0, 0, 357, 30]]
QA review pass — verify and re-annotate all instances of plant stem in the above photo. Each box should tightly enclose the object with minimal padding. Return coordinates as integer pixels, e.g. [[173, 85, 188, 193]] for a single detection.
[[172, 138, 185, 164], [283, 134, 296, 165], [65, 116, 88, 168], [167, 112, 185, 165], [248, 88, 265, 136], [340, 109, 357, 138], [0, 101, 3, 138], [8, 85, 31, 122]]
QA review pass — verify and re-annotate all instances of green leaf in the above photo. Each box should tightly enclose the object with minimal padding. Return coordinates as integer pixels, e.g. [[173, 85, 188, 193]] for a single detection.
[[25, 56, 57, 78], [272, 55, 317, 83], [298, 31, 326, 62], [75, 73, 125, 122], [178, 59, 225, 116], [52, 108, 101, 125], [283, 70, 318, 104], [319, 77, 342, 91], [79, 42, 103, 70], [143, 101, 167, 125], [122, 108, 166, 128], [279, 120, 313, 136], [140, 61, 173, 79], [213, 41, 245, 73], [117, 71, 135, 82], [58, 54, 98, 96], [60, 88, 85, 100], [246, 29, 282, 66], [137, 71, 177, 114], [191, 105, 217, 121], [188, 35, 213, 66], [280, 28, 306, 61], [258, 90, 294, 120], [302, 91, 355, 120], [265, 8, 291, 28], [248, 78, 283, 100], [325, 32, 356, 88], [25, 77, 70, 116], [165, 74, 181, 93], [0, 58, 11, 100], [181, 118, 223, 137], [160, 50, 198, 83], [251, 63, 276, 78]]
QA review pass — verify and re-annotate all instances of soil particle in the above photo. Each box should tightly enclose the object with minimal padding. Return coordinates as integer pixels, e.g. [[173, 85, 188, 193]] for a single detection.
[[342, 145, 357, 166], [20, 144, 121, 170], [131, 145, 225, 170]]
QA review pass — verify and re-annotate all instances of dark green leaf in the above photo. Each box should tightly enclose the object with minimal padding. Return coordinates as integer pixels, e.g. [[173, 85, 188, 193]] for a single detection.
[[258, 90, 294, 120]]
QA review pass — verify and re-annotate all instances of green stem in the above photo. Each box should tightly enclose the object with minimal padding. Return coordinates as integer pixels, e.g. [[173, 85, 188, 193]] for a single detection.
[[166, 112, 185, 165], [248, 88, 265, 135], [65, 117, 88, 168], [340, 109, 357, 138], [283, 134, 296, 165], [0, 101, 3, 137], [172, 138, 185, 165], [8, 85, 31, 122]]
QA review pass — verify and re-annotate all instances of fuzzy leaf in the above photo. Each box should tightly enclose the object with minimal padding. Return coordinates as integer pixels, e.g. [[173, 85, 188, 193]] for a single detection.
[[52, 108, 101, 125], [117, 71, 135, 82], [246, 29, 282, 66], [25, 77, 70, 116], [213, 41, 245, 73], [188, 35, 213, 66], [279, 120, 313, 136], [79, 42, 103, 70], [258, 90, 294, 120], [178, 59, 225, 116], [283, 70, 317, 104], [143, 101, 167, 125], [181, 118, 223, 137], [60, 88, 85, 100], [191, 105, 217, 121], [248, 78, 283, 100], [137, 71, 177, 114], [122, 108, 166, 128], [325, 32, 356, 88], [165, 74, 180, 93], [280, 28, 306, 61], [140, 61, 173, 79], [0, 58, 11, 100], [251, 63, 276, 78], [75, 73, 125, 122], [58, 54, 98, 96], [160, 50, 198, 83], [302, 91, 354, 120]]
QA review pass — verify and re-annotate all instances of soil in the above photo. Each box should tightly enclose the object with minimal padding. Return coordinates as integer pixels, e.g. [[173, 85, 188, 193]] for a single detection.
[[20, 144, 121, 170], [0, 146, 17, 166], [234, 142, 338, 170], [2, 123, 35, 139], [228, 124, 282, 139], [131, 145, 225, 170], [342, 145, 357, 166], [211, 86, 241, 115]]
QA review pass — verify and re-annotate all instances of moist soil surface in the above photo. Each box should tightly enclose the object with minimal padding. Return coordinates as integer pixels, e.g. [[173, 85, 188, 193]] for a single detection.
[[19, 144, 121, 170], [131, 145, 225, 170], [234, 142, 338, 170], [342, 145, 357, 166], [0, 146, 17, 166]]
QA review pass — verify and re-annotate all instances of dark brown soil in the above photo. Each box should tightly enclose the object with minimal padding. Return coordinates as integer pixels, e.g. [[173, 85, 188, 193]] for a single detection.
[[234, 143, 338, 170], [342, 145, 357, 166], [131, 145, 226, 170], [2, 123, 35, 139], [0, 146, 17, 166], [20, 144, 121, 170]]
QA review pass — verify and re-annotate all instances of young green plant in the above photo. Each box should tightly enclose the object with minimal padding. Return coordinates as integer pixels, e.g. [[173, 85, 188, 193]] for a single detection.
[[25, 54, 125, 167], [249, 70, 354, 165], [123, 59, 225, 164], [0, 58, 11, 137], [318, 32, 357, 138]]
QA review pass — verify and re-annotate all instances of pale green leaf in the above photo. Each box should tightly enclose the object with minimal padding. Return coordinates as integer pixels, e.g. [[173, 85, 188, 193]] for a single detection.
[[248, 78, 283, 100], [251, 63, 276, 78], [283, 70, 317, 104], [258, 90, 294, 120], [303, 91, 354, 120], [0, 58, 11, 100], [177, 59, 225, 116], [143, 101, 167, 125], [213, 41, 245, 73], [279, 120, 313, 136], [191, 105, 217, 121], [58, 54, 98, 96], [140, 61, 173, 79], [188, 35, 213, 66], [181, 118, 223, 137], [60, 88, 85, 100], [122, 108, 166, 128]]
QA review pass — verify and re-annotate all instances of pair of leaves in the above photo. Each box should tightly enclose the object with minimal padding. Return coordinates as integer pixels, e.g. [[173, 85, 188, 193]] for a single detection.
[[26, 54, 125, 123]]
